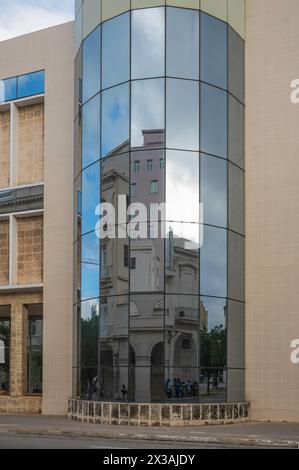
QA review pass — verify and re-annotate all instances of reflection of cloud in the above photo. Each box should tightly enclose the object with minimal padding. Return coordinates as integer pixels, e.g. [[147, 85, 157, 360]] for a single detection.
[[102, 83, 129, 156], [81, 298, 99, 321], [131, 79, 164, 147], [82, 94, 100, 167], [0, 0, 74, 41], [201, 226, 227, 297], [201, 155, 227, 227], [132, 8, 164, 79]]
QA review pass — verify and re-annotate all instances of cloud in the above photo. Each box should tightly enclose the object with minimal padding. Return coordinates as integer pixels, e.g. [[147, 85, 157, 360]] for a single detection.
[[0, 0, 74, 41]]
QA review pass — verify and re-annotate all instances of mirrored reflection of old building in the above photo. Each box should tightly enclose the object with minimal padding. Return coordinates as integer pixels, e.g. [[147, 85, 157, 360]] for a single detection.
[[74, 1, 245, 404]]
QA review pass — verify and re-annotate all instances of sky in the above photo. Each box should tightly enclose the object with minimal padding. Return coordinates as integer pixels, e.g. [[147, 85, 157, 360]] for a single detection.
[[0, 0, 75, 41]]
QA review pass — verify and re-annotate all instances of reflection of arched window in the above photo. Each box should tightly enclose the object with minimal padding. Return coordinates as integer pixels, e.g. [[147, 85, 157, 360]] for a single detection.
[[130, 302, 138, 317], [0, 339, 5, 364]]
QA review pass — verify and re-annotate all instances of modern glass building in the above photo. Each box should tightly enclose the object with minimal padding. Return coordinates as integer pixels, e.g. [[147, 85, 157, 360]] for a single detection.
[[74, 0, 245, 404]]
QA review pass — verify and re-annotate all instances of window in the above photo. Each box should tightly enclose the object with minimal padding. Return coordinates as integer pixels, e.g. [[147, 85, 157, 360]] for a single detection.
[[81, 162, 100, 235], [131, 183, 136, 198], [150, 180, 158, 194], [17, 71, 45, 99], [82, 93, 101, 169], [201, 154, 227, 228], [124, 245, 129, 268], [147, 160, 153, 172], [0, 77, 17, 102], [82, 26, 101, 103], [27, 316, 43, 394], [0, 318, 10, 394], [201, 83, 227, 159], [134, 161, 140, 173]]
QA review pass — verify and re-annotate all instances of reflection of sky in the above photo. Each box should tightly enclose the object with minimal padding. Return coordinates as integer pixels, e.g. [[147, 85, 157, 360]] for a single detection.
[[201, 83, 227, 158], [0, 78, 17, 103], [166, 79, 199, 151], [131, 78, 164, 147], [201, 297, 227, 331], [132, 8, 165, 79], [81, 298, 99, 321], [102, 83, 129, 156], [82, 94, 101, 168], [201, 154, 227, 228], [82, 162, 100, 235], [18, 70, 44, 98], [102, 12, 130, 89], [200, 225, 227, 298], [81, 232, 100, 300], [166, 150, 199, 223], [83, 26, 101, 103]]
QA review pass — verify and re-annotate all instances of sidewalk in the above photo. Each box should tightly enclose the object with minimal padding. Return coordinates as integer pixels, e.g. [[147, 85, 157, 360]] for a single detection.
[[0, 415, 298, 448]]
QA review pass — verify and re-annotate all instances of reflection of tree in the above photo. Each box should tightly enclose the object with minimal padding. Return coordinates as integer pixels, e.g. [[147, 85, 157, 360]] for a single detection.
[[80, 304, 99, 399], [200, 325, 226, 396]]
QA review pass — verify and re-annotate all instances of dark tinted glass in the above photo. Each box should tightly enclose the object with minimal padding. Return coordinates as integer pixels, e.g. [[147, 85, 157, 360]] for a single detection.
[[82, 26, 101, 103], [227, 368, 245, 402], [82, 93, 101, 169], [200, 225, 227, 298], [27, 317, 43, 394], [201, 12, 227, 89], [167, 7, 199, 80], [102, 83, 129, 157], [227, 300, 245, 369], [18, 71, 45, 98], [132, 8, 165, 79], [228, 162, 245, 235], [131, 78, 165, 148], [228, 94, 245, 168], [200, 154, 227, 228], [102, 13, 130, 89], [228, 231, 245, 302], [201, 83, 227, 158], [167, 79, 199, 151], [200, 297, 227, 368]]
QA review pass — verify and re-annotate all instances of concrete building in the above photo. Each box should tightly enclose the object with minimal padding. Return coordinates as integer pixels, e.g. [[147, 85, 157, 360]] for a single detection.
[[0, 0, 299, 424]]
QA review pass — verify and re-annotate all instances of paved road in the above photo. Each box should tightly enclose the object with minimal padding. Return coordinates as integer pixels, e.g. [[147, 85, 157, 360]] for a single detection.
[[0, 434, 262, 449]]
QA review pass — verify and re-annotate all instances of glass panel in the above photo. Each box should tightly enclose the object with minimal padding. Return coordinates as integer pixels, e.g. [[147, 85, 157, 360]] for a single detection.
[[130, 234, 164, 292], [81, 162, 100, 235], [132, 8, 165, 79], [200, 154, 227, 228], [201, 12, 227, 89], [200, 297, 227, 368], [82, 93, 101, 169], [102, 83, 129, 157], [82, 25, 101, 103], [227, 300, 245, 369], [81, 232, 100, 300], [200, 225, 227, 297], [131, 79, 165, 148], [74, 112, 82, 180], [131, 149, 165, 207], [166, 7, 199, 80], [166, 150, 199, 223], [228, 94, 244, 168], [228, 162, 245, 235], [227, 368, 245, 402], [228, 27, 245, 104], [0, 318, 10, 394], [17, 71, 44, 98], [199, 368, 227, 402], [102, 12, 130, 89], [74, 45, 82, 118], [0, 77, 17, 102], [80, 367, 99, 400], [201, 83, 227, 158], [101, 153, 129, 206], [167, 79, 199, 151], [27, 316, 43, 394], [228, 231, 245, 302]]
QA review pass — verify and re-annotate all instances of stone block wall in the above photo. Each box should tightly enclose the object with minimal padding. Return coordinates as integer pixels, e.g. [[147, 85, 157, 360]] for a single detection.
[[18, 104, 44, 185], [0, 111, 10, 189], [68, 400, 250, 427], [0, 220, 9, 285], [17, 216, 43, 285]]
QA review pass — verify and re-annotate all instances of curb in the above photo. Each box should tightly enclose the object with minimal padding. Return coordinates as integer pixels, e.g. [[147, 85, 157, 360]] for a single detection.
[[0, 428, 298, 448]]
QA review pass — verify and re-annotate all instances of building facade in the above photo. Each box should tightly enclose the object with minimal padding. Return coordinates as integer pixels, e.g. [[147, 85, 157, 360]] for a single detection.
[[1, 0, 299, 423]]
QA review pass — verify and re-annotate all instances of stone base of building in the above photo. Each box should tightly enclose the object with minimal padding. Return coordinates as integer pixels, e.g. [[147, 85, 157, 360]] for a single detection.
[[0, 396, 42, 415], [68, 400, 250, 427]]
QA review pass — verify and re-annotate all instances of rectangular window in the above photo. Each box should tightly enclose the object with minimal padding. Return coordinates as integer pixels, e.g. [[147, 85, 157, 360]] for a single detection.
[[124, 245, 129, 268], [147, 160, 153, 172], [130, 257, 136, 270], [150, 180, 158, 194], [17, 70, 45, 99], [0, 317, 10, 395], [134, 161, 140, 173], [131, 183, 136, 197], [27, 316, 43, 394]]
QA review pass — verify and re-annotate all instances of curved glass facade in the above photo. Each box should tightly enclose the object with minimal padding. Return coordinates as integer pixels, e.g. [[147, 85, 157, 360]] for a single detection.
[[74, 1, 245, 403]]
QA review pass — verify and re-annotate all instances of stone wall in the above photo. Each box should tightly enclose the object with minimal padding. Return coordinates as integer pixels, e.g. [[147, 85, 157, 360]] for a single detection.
[[18, 104, 44, 185], [68, 400, 250, 427], [17, 216, 43, 285], [0, 396, 42, 415], [0, 111, 10, 189], [0, 220, 9, 285]]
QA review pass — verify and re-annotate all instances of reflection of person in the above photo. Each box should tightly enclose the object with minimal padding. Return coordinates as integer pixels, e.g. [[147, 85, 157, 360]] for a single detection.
[[121, 384, 127, 401]]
